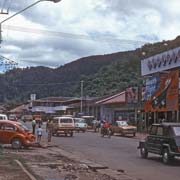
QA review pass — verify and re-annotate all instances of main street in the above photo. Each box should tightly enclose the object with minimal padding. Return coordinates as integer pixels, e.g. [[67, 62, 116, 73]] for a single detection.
[[52, 131, 180, 180]]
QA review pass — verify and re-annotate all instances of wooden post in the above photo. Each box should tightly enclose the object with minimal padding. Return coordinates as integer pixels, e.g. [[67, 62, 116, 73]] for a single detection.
[[177, 110, 179, 122], [154, 112, 156, 124]]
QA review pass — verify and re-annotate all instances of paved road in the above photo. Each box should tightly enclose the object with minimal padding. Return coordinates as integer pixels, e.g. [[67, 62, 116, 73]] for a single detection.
[[52, 131, 180, 180], [23, 122, 180, 180]]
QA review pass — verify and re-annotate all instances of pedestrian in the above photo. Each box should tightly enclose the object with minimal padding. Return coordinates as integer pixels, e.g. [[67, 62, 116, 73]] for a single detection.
[[46, 119, 53, 143], [32, 118, 36, 135], [37, 125, 43, 144]]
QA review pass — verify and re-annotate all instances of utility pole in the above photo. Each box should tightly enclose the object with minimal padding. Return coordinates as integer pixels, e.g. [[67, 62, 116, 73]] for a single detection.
[[80, 80, 84, 114]]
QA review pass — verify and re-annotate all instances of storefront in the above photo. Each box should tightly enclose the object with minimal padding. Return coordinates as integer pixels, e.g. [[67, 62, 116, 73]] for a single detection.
[[96, 90, 139, 125], [141, 46, 180, 127]]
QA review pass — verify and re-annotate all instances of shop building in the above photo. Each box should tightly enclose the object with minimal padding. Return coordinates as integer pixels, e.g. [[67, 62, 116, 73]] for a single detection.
[[141, 46, 180, 127]]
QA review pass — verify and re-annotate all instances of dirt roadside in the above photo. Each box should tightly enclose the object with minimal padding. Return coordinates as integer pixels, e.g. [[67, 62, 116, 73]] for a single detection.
[[0, 144, 137, 180], [0, 151, 31, 180]]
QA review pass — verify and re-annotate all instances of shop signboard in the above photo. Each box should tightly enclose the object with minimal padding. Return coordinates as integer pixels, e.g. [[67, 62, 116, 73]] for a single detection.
[[144, 75, 159, 101], [144, 70, 179, 112], [141, 47, 180, 76]]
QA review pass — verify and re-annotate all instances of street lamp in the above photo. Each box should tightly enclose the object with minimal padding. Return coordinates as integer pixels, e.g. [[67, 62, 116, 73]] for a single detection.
[[0, 0, 62, 43]]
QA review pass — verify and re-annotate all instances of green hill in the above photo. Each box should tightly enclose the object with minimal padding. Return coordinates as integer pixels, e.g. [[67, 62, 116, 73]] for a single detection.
[[1, 36, 180, 103]]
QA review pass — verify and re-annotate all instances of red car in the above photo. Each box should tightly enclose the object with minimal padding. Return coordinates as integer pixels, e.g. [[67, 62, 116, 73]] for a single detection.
[[0, 120, 35, 149]]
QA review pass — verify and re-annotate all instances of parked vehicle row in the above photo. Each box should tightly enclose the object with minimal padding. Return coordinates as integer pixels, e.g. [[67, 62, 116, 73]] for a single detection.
[[0, 114, 18, 121]]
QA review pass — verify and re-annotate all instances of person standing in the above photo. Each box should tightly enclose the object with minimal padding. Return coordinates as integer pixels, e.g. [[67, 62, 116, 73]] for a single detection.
[[46, 119, 53, 143], [37, 125, 43, 144], [32, 118, 36, 135]]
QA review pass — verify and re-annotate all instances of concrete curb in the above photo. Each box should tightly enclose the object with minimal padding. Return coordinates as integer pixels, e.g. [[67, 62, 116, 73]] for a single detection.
[[15, 160, 37, 180]]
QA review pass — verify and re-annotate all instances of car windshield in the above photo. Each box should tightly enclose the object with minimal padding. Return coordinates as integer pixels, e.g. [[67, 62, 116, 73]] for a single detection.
[[19, 124, 29, 131], [75, 119, 85, 123], [173, 127, 180, 136], [117, 121, 128, 126], [60, 118, 73, 123], [92, 120, 98, 124]]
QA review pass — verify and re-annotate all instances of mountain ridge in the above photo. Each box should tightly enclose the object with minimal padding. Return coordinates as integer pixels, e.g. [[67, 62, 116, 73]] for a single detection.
[[1, 36, 180, 103]]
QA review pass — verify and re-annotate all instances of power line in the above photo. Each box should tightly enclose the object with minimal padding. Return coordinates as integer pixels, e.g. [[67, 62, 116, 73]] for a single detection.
[[2, 24, 149, 45]]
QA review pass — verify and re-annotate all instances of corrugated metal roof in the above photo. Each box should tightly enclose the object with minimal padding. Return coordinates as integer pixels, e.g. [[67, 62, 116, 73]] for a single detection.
[[96, 91, 126, 104], [103, 93, 126, 104], [9, 104, 28, 113]]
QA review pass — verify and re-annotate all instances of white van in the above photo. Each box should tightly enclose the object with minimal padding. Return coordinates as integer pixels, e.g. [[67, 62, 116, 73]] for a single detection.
[[52, 116, 75, 137], [0, 114, 8, 120]]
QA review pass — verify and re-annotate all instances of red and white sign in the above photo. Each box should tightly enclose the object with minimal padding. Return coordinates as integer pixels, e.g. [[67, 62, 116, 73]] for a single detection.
[[141, 47, 180, 76]]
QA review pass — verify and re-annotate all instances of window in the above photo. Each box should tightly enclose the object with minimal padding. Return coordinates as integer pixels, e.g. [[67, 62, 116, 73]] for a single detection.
[[157, 126, 163, 136], [173, 127, 180, 136], [163, 127, 170, 136], [60, 118, 73, 123], [2, 124, 17, 131], [75, 119, 85, 123], [150, 126, 157, 135]]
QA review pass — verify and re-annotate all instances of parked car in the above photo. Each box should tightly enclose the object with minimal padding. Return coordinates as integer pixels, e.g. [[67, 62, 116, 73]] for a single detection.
[[74, 118, 87, 132], [52, 116, 75, 137], [138, 123, 180, 164], [8, 114, 18, 121], [110, 121, 136, 136], [0, 114, 8, 120], [82, 116, 95, 129], [21, 115, 33, 122], [0, 120, 35, 149]]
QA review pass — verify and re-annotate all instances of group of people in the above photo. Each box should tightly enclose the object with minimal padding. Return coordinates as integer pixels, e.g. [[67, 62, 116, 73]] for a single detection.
[[31, 118, 53, 144]]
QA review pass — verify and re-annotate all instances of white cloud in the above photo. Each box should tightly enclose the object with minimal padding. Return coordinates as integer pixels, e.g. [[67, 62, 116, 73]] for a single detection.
[[0, 0, 180, 69]]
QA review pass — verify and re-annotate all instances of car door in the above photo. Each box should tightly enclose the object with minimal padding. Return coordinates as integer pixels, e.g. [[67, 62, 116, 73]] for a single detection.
[[147, 125, 159, 153], [0, 123, 5, 143], [112, 122, 120, 133], [1, 123, 17, 144], [155, 126, 164, 154]]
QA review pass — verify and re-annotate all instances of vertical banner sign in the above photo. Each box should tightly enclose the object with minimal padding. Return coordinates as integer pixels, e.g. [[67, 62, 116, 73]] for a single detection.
[[144, 70, 179, 112]]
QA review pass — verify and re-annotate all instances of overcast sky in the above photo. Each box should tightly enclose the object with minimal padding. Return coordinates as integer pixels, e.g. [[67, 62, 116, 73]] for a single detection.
[[0, 0, 180, 70]]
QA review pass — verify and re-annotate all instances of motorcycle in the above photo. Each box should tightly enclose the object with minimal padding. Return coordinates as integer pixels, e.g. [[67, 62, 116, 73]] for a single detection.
[[100, 127, 111, 138]]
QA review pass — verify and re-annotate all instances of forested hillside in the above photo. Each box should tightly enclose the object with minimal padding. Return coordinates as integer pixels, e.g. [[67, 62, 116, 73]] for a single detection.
[[1, 36, 180, 103]]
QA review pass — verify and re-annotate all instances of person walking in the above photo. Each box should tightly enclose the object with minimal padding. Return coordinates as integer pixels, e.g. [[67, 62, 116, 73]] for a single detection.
[[46, 119, 53, 143], [37, 125, 43, 144], [32, 118, 36, 135]]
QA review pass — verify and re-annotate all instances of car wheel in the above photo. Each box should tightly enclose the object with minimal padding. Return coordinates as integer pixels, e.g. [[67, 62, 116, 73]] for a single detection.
[[140, 146, 148, 159], [162, 149, 170, 164], [11, 138, 22, 149]]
